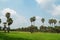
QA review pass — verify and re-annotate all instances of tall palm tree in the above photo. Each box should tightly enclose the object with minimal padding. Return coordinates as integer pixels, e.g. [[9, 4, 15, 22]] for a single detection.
[[5, 12, 13, 33], [53, 19, 57, 26], [30, 16, 36, 33], [7, 18, 13, 33], [49, 19, 57, 27], [41, 18, 45, 26], [48, 19, 53, 27], [30, 16, 36, 26]]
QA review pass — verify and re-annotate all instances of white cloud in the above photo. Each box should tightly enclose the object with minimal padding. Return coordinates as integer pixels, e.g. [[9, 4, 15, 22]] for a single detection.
[[2, 8, 16, 16], [51, 5, 60, 16], [35, 0, 60, 16], [36, 0, 55, 9], [0, 8, 29, 29], [36, 0, 52, 4]]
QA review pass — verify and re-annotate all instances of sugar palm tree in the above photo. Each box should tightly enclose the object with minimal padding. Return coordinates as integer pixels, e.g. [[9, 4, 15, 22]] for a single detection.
[[48, 19, 53, 27], [5, 12, 13, 33], [30, 16, 36, 26], [53, 19, 57, 26], [7, 18, 13, 32], [41, 18, 45, 26], [30, 16, 36, 33]]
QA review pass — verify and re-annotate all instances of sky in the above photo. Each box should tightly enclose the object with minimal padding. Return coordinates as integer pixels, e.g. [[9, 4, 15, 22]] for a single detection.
[[0, 0, 60, 29]]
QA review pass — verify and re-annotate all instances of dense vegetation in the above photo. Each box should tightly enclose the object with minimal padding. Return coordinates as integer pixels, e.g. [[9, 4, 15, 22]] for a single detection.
[[0, 15, 60, 33]]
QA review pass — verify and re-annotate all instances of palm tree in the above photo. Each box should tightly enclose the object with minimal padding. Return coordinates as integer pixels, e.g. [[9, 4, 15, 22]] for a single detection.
[[48, 19, 53, 27], [30, 16, 36, 26], [41, 18, 45, 26], [30, 16, 36, 33], [49, 19, 57, 27], [5, 12, 13, 33], [7, 18, 13, 32], [53, 19, 57, 26]]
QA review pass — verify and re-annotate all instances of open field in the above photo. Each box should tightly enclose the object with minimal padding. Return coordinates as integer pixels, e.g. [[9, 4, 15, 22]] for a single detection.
[[0, 31, 60, 40]]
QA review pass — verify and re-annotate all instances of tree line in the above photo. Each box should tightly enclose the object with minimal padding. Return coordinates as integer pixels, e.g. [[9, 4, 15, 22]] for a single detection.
[[0, 14, 60, 33], [10, 16, 60, 33]]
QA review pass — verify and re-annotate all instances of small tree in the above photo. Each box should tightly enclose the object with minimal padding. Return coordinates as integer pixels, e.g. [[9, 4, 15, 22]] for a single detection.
[[30, 16, 36, 33]]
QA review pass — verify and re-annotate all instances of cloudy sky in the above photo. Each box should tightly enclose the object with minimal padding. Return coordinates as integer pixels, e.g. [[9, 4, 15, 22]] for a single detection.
[[0, 0, 60, 29]]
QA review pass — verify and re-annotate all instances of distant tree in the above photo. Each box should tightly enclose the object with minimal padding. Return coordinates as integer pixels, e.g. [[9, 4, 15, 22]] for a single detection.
[[30, 16, 36, 33], [48, 19, 54, 27], [53, 19, 57, 26], [41, 18, 45, 26], [30, 16, 36, 26], [5, 12, 13, 33]]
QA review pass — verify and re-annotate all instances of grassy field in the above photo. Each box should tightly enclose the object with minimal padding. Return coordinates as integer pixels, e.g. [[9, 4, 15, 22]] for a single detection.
[[0, 31, 60, 40]]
